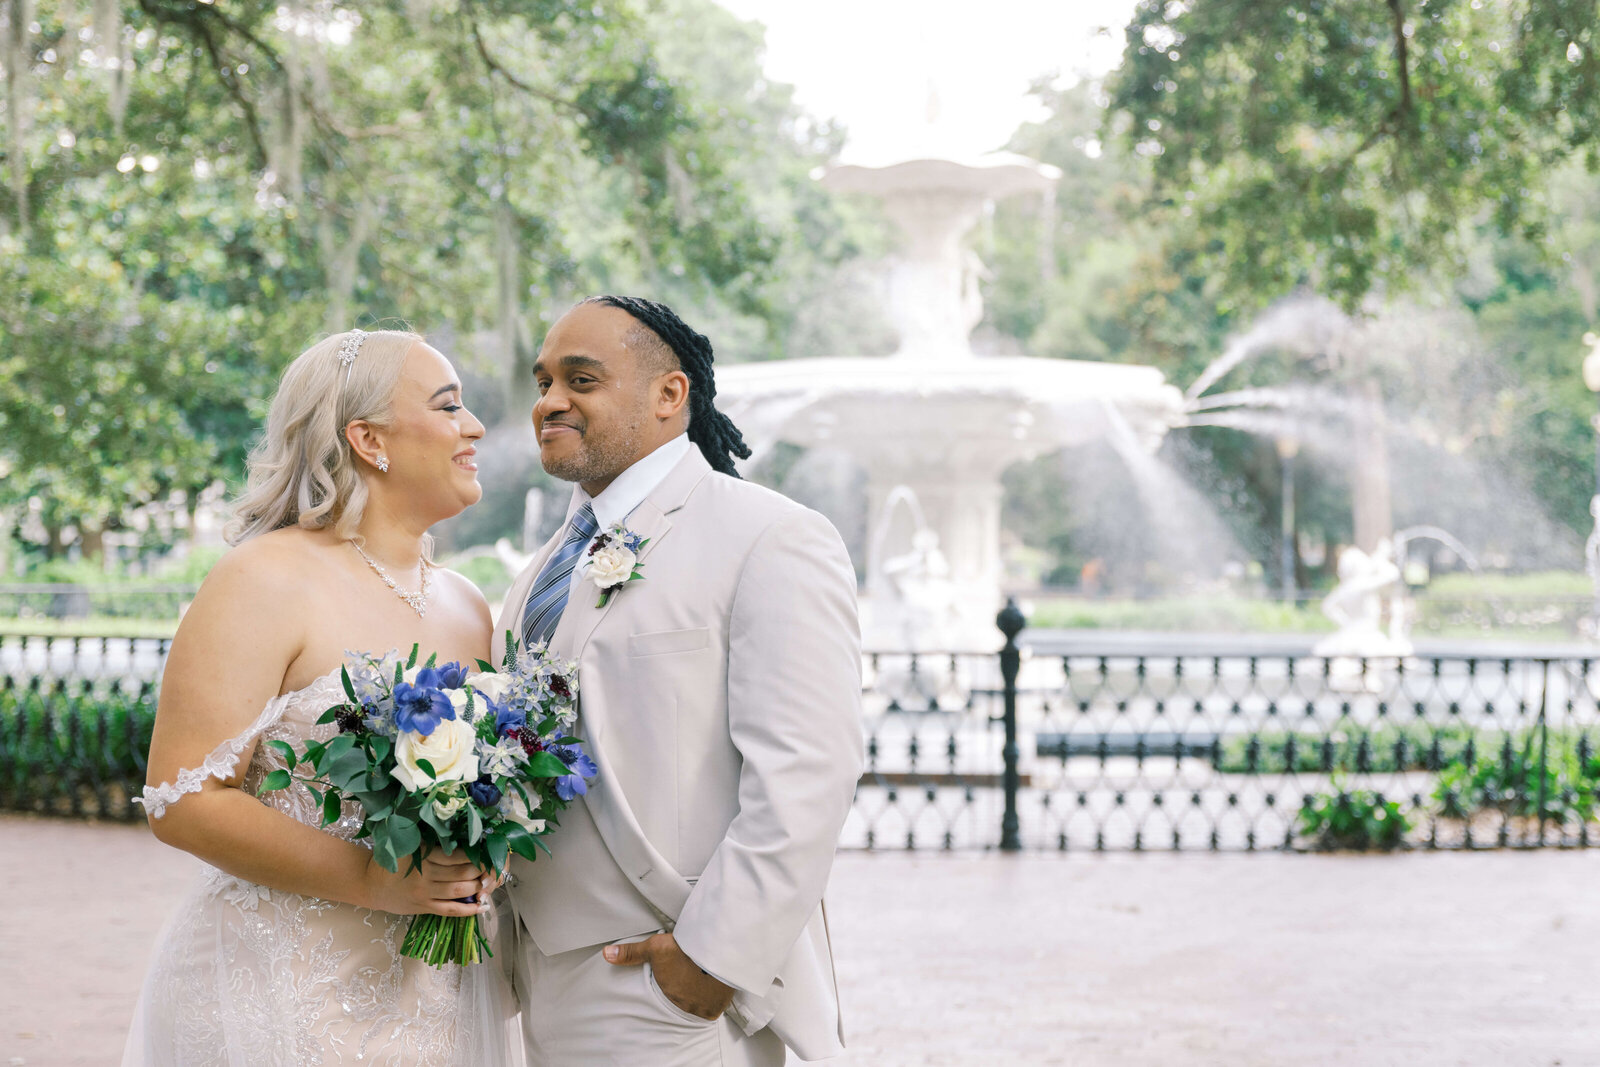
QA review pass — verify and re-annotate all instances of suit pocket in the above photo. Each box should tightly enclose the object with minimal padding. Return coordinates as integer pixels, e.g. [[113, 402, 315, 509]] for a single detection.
[[628, 627, 710, 657], [646, 964, 720, 1027]]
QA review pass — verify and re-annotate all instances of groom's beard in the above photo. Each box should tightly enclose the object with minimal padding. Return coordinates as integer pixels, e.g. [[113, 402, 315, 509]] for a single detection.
[[540, 414, 645, 485]]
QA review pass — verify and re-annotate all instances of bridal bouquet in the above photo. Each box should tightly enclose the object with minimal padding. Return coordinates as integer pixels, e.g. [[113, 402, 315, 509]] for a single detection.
[[258, 638, 597, 967]]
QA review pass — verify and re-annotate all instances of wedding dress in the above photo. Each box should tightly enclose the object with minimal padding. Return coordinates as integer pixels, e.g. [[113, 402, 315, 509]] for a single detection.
[[123, 669, 520, 1066]]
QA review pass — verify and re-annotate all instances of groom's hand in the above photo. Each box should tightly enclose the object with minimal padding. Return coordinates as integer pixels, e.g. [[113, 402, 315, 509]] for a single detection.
[[604, 933, 735, 1021]]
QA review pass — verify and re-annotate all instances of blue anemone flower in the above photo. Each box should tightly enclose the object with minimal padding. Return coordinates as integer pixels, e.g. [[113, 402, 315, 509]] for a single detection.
[[393, 681, 455, 736], [492, 699, 526, 737], [551, 744, 598, 801], [468, 778, 502, 807], [433, 661, 469, 689]]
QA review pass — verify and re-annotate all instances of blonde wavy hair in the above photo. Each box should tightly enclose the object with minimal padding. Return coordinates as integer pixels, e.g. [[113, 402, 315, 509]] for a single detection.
[[226, 329, 423, 546]]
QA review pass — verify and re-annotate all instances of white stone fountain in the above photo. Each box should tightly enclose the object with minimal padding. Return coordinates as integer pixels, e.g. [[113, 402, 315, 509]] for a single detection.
[[714, 154, 1186, 649]]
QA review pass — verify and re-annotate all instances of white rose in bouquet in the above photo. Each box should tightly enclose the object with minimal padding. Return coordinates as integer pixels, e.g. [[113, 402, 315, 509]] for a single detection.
[[431, 794, 467, 821], [392, 717, 480, 790], [468, 672, 514, 703], [498, 792, 545, 834], [586, 543, 636, 589]]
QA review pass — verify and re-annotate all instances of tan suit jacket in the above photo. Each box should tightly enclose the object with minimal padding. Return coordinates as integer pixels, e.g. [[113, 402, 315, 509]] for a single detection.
[[494, 448, 864, 1060]]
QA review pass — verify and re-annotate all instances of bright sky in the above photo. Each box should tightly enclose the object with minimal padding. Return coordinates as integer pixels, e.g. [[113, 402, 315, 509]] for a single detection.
[[712, 0, 1141, 165]]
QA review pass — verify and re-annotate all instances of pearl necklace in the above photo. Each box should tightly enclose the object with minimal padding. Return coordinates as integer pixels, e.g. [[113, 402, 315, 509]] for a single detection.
[[350, 542, 432, 617]]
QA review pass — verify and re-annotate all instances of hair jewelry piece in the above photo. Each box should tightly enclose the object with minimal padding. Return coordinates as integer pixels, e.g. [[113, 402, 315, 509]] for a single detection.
[[338, 328, 369, 386]]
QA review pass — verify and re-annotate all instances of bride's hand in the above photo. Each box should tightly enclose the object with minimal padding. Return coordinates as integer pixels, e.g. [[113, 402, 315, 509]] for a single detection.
[[362, 849, 498, 917]]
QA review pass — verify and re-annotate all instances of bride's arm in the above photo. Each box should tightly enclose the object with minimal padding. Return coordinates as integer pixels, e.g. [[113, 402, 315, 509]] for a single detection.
[[143, 540, 483, 917]]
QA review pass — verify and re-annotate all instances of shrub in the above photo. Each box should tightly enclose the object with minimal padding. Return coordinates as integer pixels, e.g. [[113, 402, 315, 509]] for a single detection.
[[1297, 780, 1411, 849], [1217, 723, 1478, 775], [1431, 731, 1600, 824], [0, 679, 156, 819]]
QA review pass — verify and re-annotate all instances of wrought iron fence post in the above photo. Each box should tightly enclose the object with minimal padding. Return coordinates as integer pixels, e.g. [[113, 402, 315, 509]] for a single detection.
[[998, 598, 1025, 852], [1536, 659, 1551, 845]]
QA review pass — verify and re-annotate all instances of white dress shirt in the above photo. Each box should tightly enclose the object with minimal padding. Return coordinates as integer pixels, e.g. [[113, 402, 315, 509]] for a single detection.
[[563, 432, 693, 598]]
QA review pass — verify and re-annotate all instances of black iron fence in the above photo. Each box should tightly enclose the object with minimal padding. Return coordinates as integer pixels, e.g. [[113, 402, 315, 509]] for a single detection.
[[847, 604, 1600, 852], [11, 623, 1600, 851]]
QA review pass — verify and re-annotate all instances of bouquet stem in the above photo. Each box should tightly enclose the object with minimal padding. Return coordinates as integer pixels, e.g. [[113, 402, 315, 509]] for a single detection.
[[401, 912, 492, 967]]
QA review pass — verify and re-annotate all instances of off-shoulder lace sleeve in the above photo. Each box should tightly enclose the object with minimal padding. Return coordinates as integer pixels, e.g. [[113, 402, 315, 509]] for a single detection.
[[135, 691, 293, 819]]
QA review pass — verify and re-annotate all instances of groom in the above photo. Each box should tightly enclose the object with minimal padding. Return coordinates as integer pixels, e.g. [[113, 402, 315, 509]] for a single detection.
[[493, 295, 864, 1065]]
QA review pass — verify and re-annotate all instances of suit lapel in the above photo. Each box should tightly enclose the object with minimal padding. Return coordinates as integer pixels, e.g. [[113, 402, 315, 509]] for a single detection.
[[554, 448, 711, 746], [555, 500, 673, 684]]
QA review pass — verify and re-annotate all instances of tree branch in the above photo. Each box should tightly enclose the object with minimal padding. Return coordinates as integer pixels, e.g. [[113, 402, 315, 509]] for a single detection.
[[1386, 0, 1414, 123], [467, 13, 579, 113], [135, 0, 271, 167], [194, 18, 270, 169]]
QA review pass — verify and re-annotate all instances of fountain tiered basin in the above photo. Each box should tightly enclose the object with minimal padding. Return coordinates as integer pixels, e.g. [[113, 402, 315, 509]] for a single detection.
[[715, 154, 1186, 649]]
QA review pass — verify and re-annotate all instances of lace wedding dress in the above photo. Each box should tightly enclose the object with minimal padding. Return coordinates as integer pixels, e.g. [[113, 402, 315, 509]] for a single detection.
[[123, 669, 520, 1066]]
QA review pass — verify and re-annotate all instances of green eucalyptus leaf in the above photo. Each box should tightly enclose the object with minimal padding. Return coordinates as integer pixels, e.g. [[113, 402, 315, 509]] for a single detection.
[[487, 832, 510, 872], [258, 769, 293, 793], [388, 816, 422, 858], [526, 751, 572, 778], [265, 739, 298, 768], [506, 826, 541, 862]]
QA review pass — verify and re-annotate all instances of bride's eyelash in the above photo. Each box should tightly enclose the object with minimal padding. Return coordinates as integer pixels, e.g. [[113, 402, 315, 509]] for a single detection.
[[440, 404, 462, 413]]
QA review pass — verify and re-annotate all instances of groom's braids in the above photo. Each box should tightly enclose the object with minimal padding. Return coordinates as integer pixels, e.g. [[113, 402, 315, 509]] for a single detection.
[[584, 294, 752, 478]]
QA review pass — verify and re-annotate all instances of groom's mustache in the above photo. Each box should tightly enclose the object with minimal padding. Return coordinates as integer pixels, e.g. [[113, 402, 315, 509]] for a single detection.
[[541, 418, 583, 435]]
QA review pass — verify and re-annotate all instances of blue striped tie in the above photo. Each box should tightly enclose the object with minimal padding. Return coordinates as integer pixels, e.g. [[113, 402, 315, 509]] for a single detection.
[[521, 502, 599, 651]]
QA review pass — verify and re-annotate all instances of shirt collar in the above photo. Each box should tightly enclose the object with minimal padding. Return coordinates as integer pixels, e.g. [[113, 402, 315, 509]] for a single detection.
[[577, 433, 693, 533]]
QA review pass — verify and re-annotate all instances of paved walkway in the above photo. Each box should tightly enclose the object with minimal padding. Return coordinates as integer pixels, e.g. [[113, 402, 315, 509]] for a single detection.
[[2, 815, 1596, 1066]]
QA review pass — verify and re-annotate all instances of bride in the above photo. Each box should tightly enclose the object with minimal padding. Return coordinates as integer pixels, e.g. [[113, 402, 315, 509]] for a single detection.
[[124, 328, 515, 1065]]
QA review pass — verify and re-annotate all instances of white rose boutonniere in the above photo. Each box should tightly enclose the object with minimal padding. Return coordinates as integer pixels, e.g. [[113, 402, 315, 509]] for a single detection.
[[584, 524, 649, 607]]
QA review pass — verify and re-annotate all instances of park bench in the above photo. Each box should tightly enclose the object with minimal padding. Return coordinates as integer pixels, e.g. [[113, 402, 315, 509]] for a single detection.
[[1035, 731, 1221, 765]]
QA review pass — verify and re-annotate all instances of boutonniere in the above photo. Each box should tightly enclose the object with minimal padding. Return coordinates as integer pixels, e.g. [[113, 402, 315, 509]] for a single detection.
[[585, 524, 649, 607]]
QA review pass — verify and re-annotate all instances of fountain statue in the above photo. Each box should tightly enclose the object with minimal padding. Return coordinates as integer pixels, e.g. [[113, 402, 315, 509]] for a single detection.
[[1313, 540, 1413, 660], [872, 487, 962, 651], [714, 153, 1186, 649]]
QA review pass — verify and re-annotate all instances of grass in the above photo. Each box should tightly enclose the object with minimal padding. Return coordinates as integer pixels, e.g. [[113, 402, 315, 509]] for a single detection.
[[445, 554, 515, 603], [1026, 596, 1335, 634], [0, 617, 178, 639], [1424, 570, 1592, 598], [1024, 570, 1594, 641]]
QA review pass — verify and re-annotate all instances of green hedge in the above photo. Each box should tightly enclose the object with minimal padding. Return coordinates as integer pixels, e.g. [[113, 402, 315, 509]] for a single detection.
[[0, 679, 157, 820]]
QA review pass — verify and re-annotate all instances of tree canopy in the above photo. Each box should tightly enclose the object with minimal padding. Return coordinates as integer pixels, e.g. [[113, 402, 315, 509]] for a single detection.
[[1, 0, 873, 557], [1107, 0, 1600, 311]]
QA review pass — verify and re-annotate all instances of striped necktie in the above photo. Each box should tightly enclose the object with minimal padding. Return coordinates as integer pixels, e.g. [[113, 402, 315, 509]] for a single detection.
[[520, 502, 599, 652]]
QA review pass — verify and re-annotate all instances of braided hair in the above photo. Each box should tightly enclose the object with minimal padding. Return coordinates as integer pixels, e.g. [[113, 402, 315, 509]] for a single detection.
[[584, 295, 752, 478]]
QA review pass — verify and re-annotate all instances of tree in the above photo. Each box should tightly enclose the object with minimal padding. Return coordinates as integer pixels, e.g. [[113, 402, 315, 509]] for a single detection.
[[0, 0, 866, 559], [1107, 0, 1600, 312]]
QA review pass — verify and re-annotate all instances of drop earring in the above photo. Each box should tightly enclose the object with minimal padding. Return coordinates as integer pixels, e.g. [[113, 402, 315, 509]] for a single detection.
[[376, 456, 390, 473]]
